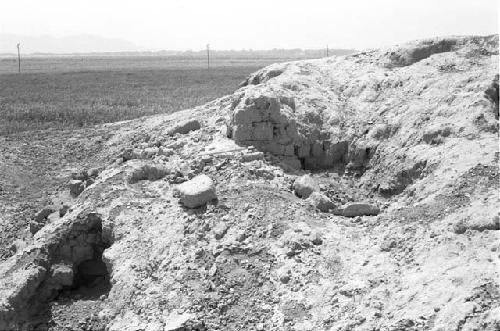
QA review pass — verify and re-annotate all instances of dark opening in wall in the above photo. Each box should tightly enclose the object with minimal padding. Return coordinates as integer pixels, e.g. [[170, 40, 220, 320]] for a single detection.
[[69, 247, 111, 300]]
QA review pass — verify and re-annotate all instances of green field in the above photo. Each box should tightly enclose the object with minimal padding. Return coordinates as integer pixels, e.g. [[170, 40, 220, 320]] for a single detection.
[[0, 56, 278, 135]]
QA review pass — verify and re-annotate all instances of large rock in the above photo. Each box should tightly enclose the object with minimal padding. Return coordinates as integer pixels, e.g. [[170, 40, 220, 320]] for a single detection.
[[174, 174, 216, 208], [168, 119, 201, 135], [342, 203, 380, 217], [293, 175, 319, 198]]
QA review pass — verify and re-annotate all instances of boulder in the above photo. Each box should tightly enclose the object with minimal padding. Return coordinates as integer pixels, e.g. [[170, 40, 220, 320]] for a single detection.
[[307, 192, 335, 212], [174, 174, 216, 208], [168, 119, 201, 135], [342, 203, 380, 217], [293, 175, 319, 198]]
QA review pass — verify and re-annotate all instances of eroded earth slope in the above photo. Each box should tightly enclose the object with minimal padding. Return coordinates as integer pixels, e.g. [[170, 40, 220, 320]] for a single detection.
[[0, 35, 499, 331]]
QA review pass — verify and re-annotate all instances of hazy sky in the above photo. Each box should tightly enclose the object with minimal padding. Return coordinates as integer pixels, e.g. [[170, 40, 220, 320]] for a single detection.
[[0, 0, 498, 51]]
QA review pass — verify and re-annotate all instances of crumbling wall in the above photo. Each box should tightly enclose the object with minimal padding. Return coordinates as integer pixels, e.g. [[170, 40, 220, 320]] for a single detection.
[[229, 92, 370, 171], [0, 212, 111, 330]]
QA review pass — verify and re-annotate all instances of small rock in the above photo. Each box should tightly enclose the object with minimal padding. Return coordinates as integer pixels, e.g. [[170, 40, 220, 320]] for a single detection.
[[159, 147, 175, 157], [174, 174, 217, 208], [293, 175, 319, 198], [87, 168, 100, 178], [209, 264, 217, 277], [34, 207, 55, 223], [29, 221, 43, 234], [235, 230, 247, 242], [241, 151, 264, 162], [122, 148, 144, 161], [164, 312, 198, 331], [143, 147, 159, 158], [277, 268, 291, 284], [128, 162, 171, 184], [307, 192, 335, 212], [380, 238, 397, 252], [452, 220, 467, 234], [342, 203, 380, 217], [51, 264, 74, 287], [69, 179, 85, 197], [452, 215, 499, 234], [168, 119, 201, 135], [59, 204, 70, 217], [201, 155, 212, 164], [254, 167, 275, 180], [9, 239, 27, 253], [213, 222, 229, 240], [310, 231, 323, 245], [85, 177, 95, 187], [71, 170, 88, 181]]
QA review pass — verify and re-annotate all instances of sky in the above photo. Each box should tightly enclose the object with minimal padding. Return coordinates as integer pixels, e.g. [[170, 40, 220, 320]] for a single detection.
[[0, 0, 498, 52]]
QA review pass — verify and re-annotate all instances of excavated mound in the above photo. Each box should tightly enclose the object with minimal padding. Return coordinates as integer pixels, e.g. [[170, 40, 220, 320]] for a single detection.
[[0, 35, 499, 331]]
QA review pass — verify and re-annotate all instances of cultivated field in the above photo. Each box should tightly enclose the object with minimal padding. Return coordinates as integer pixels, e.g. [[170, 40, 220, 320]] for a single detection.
[[0, 56, 278, 135]]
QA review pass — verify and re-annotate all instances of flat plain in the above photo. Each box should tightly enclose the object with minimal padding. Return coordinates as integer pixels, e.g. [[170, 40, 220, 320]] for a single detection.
[[0, 56, 279, 134]]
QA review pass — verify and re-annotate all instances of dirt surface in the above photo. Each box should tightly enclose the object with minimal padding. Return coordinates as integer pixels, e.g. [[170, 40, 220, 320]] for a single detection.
[[0, 127, 119, 260], [0, 35, 499, 331]]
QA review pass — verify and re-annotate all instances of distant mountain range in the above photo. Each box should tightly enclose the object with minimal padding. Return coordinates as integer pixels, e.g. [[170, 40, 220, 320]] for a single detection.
[[0, 34, 142, 54], [0, 34, 355, 58]]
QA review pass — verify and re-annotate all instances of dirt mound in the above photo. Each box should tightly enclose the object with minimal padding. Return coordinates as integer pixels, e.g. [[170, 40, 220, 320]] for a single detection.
[[0, 35, 499, 331]]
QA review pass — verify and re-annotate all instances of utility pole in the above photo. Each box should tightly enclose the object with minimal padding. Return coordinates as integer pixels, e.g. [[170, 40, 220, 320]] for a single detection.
[[17, 43, 21, 73], [206, 44, 210, 70], [326, 44, 329, 57]]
